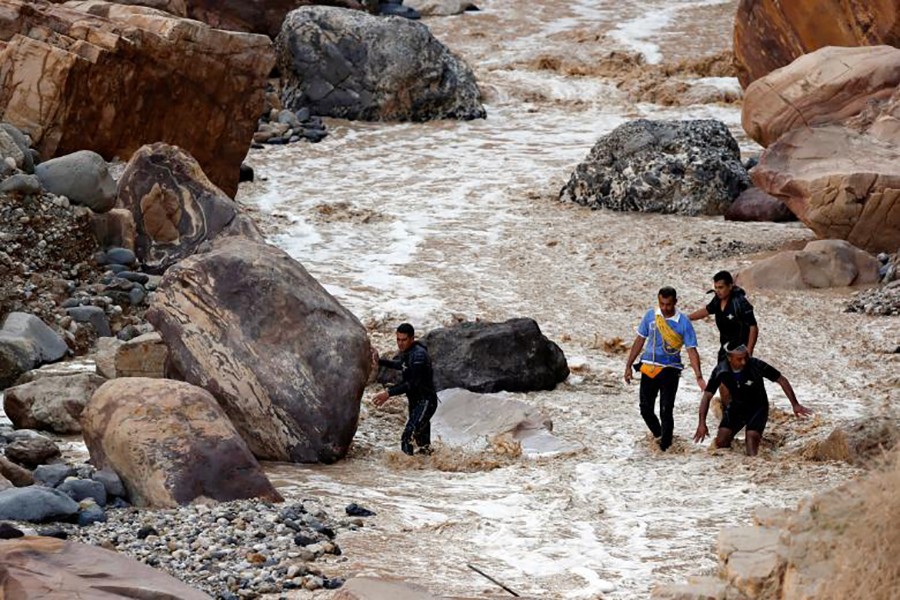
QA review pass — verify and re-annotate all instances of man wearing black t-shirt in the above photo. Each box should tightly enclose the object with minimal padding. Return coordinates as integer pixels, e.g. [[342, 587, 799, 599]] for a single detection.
[[693, 344, 811, 456], [689, 270, 759, 404]]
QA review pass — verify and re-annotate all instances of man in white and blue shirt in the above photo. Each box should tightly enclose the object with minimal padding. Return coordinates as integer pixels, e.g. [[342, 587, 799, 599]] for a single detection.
[[624, 286, 705, 451]]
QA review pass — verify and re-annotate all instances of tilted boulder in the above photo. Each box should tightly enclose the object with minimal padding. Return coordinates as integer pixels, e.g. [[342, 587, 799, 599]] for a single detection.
[[0, 537, 213, 599], [117, 143, 249, 274], [146, 237, 371, 463], [725, 188, 795, 222], [735, 240, 880, 290], [0, 0, 275, 198], [751, 126, 900, 253], [742, 46, 900, 148], [4, 373, 106, 433], [82, 377, 283, 507], [733, 0, 900, 88], [276, 6, 485, 121], [560, 119, 749, 215], [421, 318, 569, 393]]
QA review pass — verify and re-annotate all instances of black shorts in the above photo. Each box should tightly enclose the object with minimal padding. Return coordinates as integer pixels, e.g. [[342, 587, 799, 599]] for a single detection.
[[720, 401, 768, 434]]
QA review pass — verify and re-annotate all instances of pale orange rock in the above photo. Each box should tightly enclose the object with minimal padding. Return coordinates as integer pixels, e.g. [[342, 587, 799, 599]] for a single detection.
[[734, 0, 900, 88], [0, 0, 275, 197]]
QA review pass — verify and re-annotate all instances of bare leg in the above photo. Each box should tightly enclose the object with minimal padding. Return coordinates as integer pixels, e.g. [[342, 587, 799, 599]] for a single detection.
[[715, 427, 735, 449], [745, 431, 762, 456]]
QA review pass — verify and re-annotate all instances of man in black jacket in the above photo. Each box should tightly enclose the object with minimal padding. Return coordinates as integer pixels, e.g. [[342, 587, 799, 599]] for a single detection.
[[690, 270, 759, 404], [373, 323, 439, 456]]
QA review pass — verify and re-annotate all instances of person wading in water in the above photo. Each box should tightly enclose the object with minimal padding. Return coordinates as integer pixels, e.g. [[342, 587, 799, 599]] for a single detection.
[[693, 343, 811, 456], [689, 270, 758, 407], [624, 286, 705, 451], [372, 323, 439, 456]]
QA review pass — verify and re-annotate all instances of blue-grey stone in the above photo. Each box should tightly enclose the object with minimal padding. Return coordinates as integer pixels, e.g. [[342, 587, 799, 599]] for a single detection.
[[77, 502, 107, 526], [33, 464, 76, 488], [105, 247, 136, 266], [0, 174, 41, 195], [118, 271, 149, 284], [0, 486, 79, 522], [128, 286, 146, 306], [92, 468, 126, 499], [58, 478, 107, 506], [34, 150, 116, 213], [108, 263, 129, 274], [65, 306, 111, 337], [2, 312, 67, 362]]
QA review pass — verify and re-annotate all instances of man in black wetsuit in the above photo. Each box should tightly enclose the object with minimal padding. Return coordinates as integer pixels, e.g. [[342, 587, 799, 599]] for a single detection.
[[372, 323, 439, 456], [689, 270, 759, 404], [693, 343, 811, 456]]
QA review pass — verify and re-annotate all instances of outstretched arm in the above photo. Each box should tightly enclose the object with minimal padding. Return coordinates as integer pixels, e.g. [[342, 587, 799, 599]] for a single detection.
[[776, 375, 812, 417], [688, 307, 709, 321], [624, 335, 645, 384], [693, 391, 714, 442]]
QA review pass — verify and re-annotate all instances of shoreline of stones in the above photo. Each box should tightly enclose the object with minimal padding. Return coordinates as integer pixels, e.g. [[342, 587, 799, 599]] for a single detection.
[[1, 488, 377, 598]]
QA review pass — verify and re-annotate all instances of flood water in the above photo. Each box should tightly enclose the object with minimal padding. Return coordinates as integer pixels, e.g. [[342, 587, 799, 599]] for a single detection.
[[233, 0, 900, 597]]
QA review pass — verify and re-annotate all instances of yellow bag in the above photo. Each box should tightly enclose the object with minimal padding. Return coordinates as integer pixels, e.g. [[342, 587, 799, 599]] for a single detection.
[[639, 363, 664, 378]]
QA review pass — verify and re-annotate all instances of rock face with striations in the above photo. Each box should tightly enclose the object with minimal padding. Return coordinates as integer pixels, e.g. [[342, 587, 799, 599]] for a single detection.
[[421, 318, 569, 393], [751, 126, 900, 253], [146, 237, 371, 464], [180, 0, 364, 39], [117, 143, 254, 274], [82, 377, 283, 508], [742, 46, 900, 148], [0, 0, 275, 198], [560, 119, 749, 215], [733, 0, 900, 88], [276, 6, 486, 121]]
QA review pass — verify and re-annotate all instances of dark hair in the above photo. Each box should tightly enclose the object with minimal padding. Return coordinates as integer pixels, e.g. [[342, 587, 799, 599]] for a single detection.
[[658, 286, 677, 300], [713, 270, 734, 285], [396, 323, 415, 337]]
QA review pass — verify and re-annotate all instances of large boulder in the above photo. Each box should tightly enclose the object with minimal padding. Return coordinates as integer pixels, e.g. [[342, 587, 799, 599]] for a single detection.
[[81, 377, 283, 507], [421, 318, 569, 393], [146, 237, 371, 463], [742, 46, 900, 148], [0, 537, 213, 599], [276, 6, 486, 121], [736, 240, 880, 290], [733, 0, 900, 88], [0, 0, 275, 198], [725, 188, 796, 222], [33, 150, 117, 213], [117, 143, 247, 274], [3, 373, 106, 433], [751, 125, 900, 253], [433, 388, 582, 456], [559, 119, 749, 215]]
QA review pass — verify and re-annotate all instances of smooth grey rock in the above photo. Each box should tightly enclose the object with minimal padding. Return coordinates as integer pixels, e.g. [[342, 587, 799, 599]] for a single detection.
[[91, 468, 126, 499], [65, 306, 112, 337], [105, 247, 137, 266], [33, 464, 77, 488], [2, 313, 67, 363], [58, 478, 107, 506], [34, 150, 117, 213], [0, 173, 41, 195], [0, 486, 79, 522]]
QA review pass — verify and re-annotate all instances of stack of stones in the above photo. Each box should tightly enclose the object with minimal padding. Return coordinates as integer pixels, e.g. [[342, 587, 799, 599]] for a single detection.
[[0, 427, 126, 528], [846, 251, 900, 317], [254, 82, 328, 146]]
